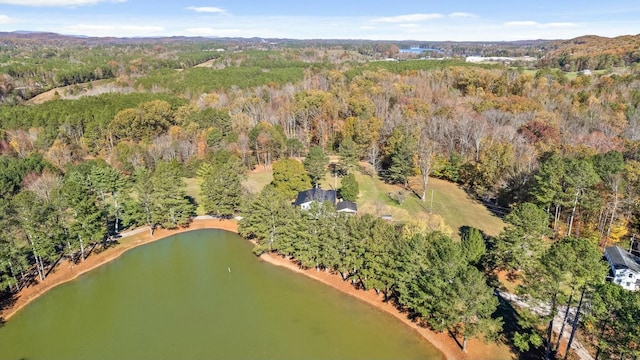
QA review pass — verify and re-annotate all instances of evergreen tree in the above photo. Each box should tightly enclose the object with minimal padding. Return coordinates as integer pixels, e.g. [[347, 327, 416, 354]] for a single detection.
[[303, 146, 329, 187], [60, 174, 106, 261], [337, 138, 359, 175], [151, 161, 195, 229], [132, 168, 156, 235], [200, 156, 245, 217], [461, 227, 486, 267], [271, 158, 312, 198], [385, 127, 416, 187], [239, 185, 299, 255], [339, 173, 359, 201], [490, 202, 549, 275]]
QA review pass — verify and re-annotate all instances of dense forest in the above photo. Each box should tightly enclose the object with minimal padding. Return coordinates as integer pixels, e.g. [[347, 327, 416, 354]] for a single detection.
[[3, 33, 640, 359]]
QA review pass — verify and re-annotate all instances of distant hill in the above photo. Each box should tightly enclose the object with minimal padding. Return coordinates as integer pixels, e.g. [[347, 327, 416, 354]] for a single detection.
[[539, 34, 640, 71], [1, 31, 639, 70]]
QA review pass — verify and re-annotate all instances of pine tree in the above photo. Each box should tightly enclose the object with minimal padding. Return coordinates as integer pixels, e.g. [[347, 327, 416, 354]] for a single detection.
[[303, 146, 329, 187], [200, 156, 245, 217], [151, 161, 195, 229], [339, 173, 359, 201]]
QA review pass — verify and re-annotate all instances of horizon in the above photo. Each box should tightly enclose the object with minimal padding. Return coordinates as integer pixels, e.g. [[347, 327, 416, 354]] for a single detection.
[[0, 0, 639, 41]]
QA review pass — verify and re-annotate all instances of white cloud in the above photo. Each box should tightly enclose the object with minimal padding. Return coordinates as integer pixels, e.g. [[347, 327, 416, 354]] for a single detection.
[[60, 24, 164, 37], [449, 12, 478, 18], [185, 27, 242, 37], [186, 6, 226, 14], [399, 23, 419, 28], [373, 13, 443, 23], [0, 0, 124, 6], [0, 14, 17, 24]]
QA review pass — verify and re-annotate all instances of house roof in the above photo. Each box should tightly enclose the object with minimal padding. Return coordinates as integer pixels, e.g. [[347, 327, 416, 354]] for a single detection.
[[605, 246, 640, 273], [337, 200, 357, 212], [294, 188, 336, 206]]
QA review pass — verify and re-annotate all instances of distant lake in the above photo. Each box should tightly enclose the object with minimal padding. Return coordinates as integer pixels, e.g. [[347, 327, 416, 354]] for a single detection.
[[399, 48, 444, 54], [0, 229, 443, 360]]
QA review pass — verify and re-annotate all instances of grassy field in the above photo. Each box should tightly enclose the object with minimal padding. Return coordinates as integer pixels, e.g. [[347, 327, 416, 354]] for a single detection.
[[242, 170, 273, 194], [241, 162, 505, 239], [352, 164, 504, 238]]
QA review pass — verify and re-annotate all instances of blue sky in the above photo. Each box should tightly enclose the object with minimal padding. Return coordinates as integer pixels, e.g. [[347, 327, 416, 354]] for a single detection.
[[0, 0, 639, 41]]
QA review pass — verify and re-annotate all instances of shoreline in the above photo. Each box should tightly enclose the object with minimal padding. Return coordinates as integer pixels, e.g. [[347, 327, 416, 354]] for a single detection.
[[0, 218, 507, 360], [0, 218, 238, 321], [258, 252, 488, 360]]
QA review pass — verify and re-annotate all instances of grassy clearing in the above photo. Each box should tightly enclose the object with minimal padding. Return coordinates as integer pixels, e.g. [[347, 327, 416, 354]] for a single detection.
[[243, 170, 273, 194], [352, 164, 504, 238]]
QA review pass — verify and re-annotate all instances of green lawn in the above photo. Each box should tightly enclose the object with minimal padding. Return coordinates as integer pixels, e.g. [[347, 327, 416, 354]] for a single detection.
[[352, 165, 504, 238], [243, 170, 273, 194]]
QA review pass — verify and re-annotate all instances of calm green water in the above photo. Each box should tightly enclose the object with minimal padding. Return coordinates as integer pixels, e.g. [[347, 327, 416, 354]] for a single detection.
[[0, 230, 442, 360]]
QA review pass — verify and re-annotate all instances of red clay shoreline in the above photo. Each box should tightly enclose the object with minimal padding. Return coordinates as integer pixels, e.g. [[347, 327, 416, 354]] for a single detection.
[[0, 218, 507, 360]]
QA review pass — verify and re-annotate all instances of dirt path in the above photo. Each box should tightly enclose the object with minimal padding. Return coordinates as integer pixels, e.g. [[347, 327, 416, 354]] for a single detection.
[[0, 218, 513, 360]]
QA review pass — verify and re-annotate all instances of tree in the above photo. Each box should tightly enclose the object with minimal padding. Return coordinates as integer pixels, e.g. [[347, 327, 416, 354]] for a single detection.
[[12, 190, 63, 281], [530, 152, 566, 233], [239, 185, 300, 255], [563, 157, 601, 236], [285, 138, 304, 158], [519, 236, 606, 360], [385, 127, 416, 187], [249, 122, 286, 170], [337, 137, 359, 175], [271, 158, 312, 199], [417, 119, 439, 201], [338, 173, 359, 202], [88, 164, 129, 234], [490, 202, 549, 275], [451, 266, 501, 352], [593, 151, 626, 242], [200, 156, 245, 217], [60, 173, 106, 261], [461, 227, 486, 267], [0, 198, 28, 292], [585, 283, 640, 360], [399, 232, 499, 352], [303, 146, 329, 187], [151, 161, 195, 229], [132, 168, 156, 235]]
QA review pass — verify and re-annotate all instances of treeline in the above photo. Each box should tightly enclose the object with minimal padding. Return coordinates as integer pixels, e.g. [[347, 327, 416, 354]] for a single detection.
[[239, 187, 499, 352], [0, 154, 197, 290]]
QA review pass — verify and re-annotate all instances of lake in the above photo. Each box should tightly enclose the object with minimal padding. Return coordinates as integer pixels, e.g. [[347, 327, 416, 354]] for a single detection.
[[0, 229, 443, 360]]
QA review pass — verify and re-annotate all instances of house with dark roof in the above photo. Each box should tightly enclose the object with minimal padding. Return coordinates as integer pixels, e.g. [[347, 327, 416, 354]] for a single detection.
[[294, 188, 337, 210], [336, 200, 357, 214], [605, 246, 640, 291]]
